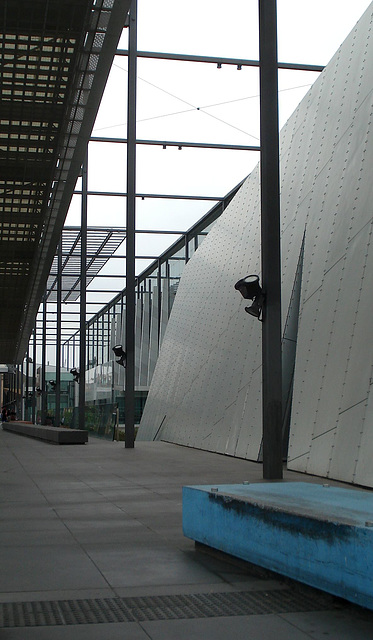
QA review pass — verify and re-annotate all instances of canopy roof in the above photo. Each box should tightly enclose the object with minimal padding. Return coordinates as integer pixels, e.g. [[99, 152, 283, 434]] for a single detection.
[[0, 0, 129, 363]]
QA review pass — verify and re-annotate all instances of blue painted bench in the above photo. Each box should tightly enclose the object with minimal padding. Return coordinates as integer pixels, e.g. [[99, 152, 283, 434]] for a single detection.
[[2, 421, 88, 444], [183, 482, 373, 610]]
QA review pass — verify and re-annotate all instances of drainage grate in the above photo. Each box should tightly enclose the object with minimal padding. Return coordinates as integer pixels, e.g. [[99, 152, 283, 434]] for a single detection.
[[0, 588, 335, 628]]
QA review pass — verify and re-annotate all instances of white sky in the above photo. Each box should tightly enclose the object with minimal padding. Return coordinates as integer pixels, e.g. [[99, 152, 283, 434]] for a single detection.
[[42, 0, 372, 364]]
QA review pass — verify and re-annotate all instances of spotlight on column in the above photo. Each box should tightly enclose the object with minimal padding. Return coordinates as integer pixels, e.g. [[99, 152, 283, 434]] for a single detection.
[[36, 387, 42, 397], [49, 380, 56, 390], [112, 345, 126, 367], [70, 368, 81, 383], [234, 274, 265, 320]]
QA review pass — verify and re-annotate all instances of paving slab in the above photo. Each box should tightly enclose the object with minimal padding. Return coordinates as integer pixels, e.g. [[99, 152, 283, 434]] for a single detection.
[[141, 614, 313, 640], [281, 610, 373, 640], [0, 622, 149, 639], [0, 544, 109, 592]]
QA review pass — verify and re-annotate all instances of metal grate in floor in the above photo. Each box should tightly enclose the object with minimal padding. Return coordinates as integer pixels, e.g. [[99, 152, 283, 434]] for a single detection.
[[0, 588, 335, 628]]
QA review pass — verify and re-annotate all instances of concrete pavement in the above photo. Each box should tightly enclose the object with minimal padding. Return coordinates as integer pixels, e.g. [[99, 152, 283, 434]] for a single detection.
[[1, 428, 373, 639]]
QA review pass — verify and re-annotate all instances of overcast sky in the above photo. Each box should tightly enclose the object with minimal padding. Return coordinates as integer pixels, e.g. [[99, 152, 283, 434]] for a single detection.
[[45, 0, 372, 364]]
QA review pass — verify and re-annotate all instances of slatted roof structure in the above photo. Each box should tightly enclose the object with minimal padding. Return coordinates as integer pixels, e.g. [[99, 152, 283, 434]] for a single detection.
[[46, 226, 126, 303], [0, 0, 130, 363]]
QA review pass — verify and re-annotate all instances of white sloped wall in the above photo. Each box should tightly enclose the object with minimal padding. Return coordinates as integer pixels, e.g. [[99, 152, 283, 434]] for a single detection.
[[138, 4, 373, 486]]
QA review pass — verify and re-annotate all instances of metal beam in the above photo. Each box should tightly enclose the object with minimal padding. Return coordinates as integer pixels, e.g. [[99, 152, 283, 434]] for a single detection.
[[116, 49, 324, 73], [90, 137, 259, 151], [74, 189, 223, 201]]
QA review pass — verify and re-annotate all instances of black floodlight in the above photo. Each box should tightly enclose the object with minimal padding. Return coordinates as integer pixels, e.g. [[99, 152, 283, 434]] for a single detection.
[[245, 295, 265, 319], [234, 274, 265, 321], [49, 380, 56, 390], [112, 344, 126, 367], [70, 367, 80, 383], [234, 274, 262, 299], [36, 387, 42, 396]]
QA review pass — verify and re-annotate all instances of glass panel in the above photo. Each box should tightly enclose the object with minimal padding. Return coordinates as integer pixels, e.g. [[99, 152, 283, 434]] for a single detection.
[[188, 238, 195, 260]]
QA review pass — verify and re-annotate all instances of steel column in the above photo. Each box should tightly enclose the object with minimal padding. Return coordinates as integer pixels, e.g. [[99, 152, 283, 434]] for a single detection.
[[125, 0, 137, 448], [79, 153, 88, 430], [25, 352, 29, 421], [32, 328, 37, 424], [41, 296, 47, 424], [55, 240, 62, 425], [17, 363, 22, 419], [157, 259, 162, 346], [258, 0, 283, 479]]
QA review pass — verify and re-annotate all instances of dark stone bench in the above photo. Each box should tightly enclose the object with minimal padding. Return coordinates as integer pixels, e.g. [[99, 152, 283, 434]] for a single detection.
[[2, 421, 88, 444]]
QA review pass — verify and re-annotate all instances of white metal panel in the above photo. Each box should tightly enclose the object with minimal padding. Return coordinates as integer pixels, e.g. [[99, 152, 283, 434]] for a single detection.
[[353, 385, 373, 486], [138, 173, 264, 459], [134, 299, 142, 386], [139, 292, 150, 387], [288, 7, 373, 482], [328, 400, 366, 482], [235, 365, 263, 459], [147, 285, 159, 384], [337, 223, 373, 414], [159, 287, 169, 347]]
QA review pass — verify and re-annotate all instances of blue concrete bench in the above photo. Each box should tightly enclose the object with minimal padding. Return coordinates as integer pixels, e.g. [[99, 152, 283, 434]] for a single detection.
[[183, 482, 373, 610], [2, 421, 88, 444]]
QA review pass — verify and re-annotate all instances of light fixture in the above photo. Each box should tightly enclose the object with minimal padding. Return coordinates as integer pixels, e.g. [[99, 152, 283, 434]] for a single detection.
[[49, 380, 56, 390], [217, 62, 222, 69], [112, 345, 126, 367], [70, 367, 81, 383], [36, 387, 42, 397], [234, 274, 265, 320]]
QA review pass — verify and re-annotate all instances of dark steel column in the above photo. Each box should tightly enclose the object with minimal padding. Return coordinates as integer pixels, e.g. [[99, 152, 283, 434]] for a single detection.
[[17, 363, 22, 419], [125, 0, 137, 448], [55, 240, 62, 426], [32, 327, 37, 424], [25, 353, 29, 420], [157, 259, 162, 345], [41, 295, 47, 424], [79, 153, 88, 430], [258, 0, 283, 479]]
